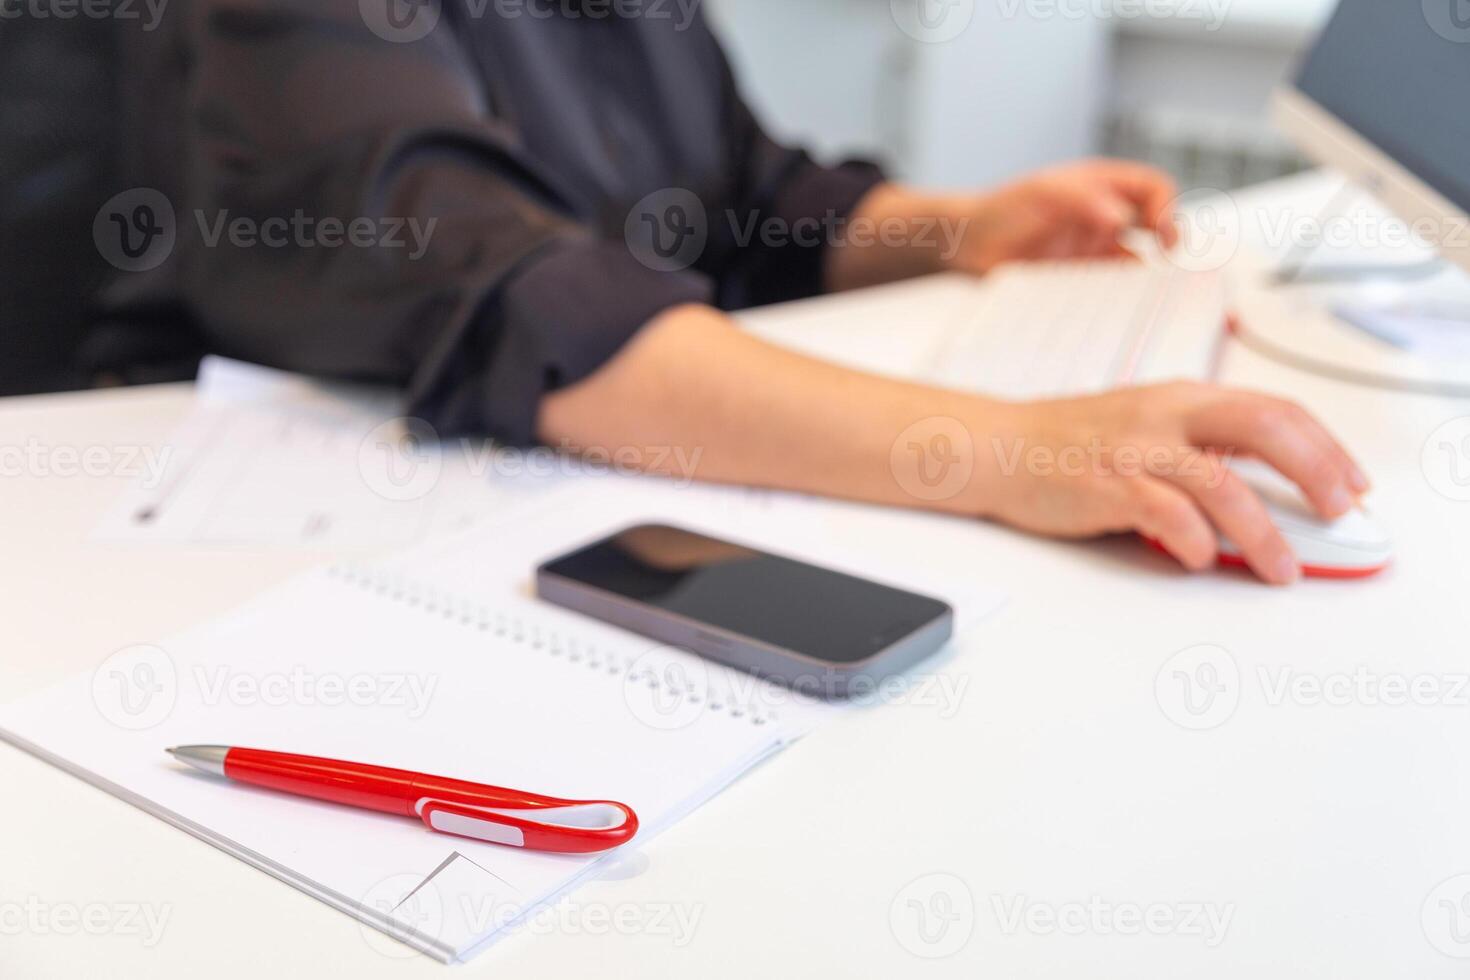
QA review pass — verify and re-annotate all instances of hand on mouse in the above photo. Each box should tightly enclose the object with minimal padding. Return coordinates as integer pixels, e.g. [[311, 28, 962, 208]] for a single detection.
[[973, 382, 1371, 585], [542, 310, 1369, 587]]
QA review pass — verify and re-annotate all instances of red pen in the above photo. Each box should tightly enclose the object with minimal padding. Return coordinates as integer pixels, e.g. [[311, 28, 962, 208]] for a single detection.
[[166, 745, 638, 853]]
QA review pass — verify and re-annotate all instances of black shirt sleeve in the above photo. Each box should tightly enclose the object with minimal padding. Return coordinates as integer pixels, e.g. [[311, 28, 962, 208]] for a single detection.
[[714, 54, 886, 310], [151, 1, 716, 445], [117, 1, 884, 445]]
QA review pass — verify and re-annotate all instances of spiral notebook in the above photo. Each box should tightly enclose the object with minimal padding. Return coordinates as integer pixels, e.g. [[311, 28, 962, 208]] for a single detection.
[[0, 549, 830, 961], [2, 478, 999, 961]]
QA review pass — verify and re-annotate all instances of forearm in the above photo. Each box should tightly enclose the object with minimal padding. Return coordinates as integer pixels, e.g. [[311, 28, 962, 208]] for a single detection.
[[823, 183, 972, 293], [536, 304, 1004, 516]]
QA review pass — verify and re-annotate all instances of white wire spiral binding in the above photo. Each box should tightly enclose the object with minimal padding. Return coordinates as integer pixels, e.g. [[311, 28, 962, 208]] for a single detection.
[[324, 562, 779, 727]]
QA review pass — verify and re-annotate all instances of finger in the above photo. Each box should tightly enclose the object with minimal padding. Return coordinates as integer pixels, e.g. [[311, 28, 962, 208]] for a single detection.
[[1273, 398, 1373, 495], [1063, 183, 1137, 241], [1080, 226, 1139, 260], [1100, 239, 1141, 261], [1161, 452, 1300, 586], [1185, 392, 1362, 519], [1095, 161, 1180, 249], [1125, 475, 1218, 572]]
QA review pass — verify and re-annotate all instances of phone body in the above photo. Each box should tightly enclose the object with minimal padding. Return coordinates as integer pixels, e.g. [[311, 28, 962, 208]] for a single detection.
[[535, 524, 953, 698]]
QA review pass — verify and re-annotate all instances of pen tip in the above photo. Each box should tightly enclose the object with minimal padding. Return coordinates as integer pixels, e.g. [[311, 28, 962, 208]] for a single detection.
[[163, 745, 229, 776]]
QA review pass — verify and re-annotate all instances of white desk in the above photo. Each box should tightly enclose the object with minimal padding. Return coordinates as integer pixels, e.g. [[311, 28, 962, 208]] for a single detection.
[[6, 172, 1470, 977]]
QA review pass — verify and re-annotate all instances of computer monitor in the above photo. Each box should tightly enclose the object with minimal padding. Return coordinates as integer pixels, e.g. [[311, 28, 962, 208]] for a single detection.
[[1274, 1, 1470, 276]]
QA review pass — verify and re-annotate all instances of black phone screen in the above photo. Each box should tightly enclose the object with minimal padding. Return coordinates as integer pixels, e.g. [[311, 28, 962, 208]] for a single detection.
[[540, 525, 950, 664]]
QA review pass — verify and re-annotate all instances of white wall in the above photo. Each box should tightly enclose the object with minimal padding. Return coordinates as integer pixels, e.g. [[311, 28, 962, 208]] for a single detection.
[[705, 0, 1340, 191], [905, 6, 1109, 189], [704, 0, 1109, 189], [1107, 0, 1330, 127], [703, 0, 902, 166]]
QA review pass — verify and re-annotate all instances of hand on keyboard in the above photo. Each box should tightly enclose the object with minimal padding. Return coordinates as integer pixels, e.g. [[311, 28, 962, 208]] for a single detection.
[[977, 382, 1371, 586], [944, 160, 1181, 275]]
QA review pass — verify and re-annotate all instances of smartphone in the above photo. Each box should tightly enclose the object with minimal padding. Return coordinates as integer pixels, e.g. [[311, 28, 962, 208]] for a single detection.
[[535, 524, 953, 698]]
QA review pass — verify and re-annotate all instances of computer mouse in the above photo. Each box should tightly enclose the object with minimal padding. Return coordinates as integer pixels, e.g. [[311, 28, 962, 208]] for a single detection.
[[1215, 459, 1393, 579], [1143, 460, 1393, 580]]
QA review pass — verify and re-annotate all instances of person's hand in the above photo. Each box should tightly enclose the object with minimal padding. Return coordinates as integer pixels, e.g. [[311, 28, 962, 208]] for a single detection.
[[946, 159, 1181, 275], [973, 382, 1371, 585]]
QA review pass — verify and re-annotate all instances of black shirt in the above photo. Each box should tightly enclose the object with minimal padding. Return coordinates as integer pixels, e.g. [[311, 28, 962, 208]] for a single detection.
[[3, 0, 882, 441]]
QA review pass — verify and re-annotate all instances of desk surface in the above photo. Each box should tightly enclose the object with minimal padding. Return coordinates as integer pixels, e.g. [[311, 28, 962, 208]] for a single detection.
[[6, 172, 1470, 977]]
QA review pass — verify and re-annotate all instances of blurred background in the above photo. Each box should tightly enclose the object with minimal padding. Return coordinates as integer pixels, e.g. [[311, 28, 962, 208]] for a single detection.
[[0, 0, 1342, 399], [707, 0, 1335, 192]]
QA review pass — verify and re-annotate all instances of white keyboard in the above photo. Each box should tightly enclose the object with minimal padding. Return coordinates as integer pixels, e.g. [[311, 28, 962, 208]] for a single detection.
[[917, 260, 1228, 400]]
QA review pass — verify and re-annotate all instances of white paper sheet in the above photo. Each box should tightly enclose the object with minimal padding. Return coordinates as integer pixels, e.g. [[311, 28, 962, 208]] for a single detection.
[[93, 357, 570, 550]]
